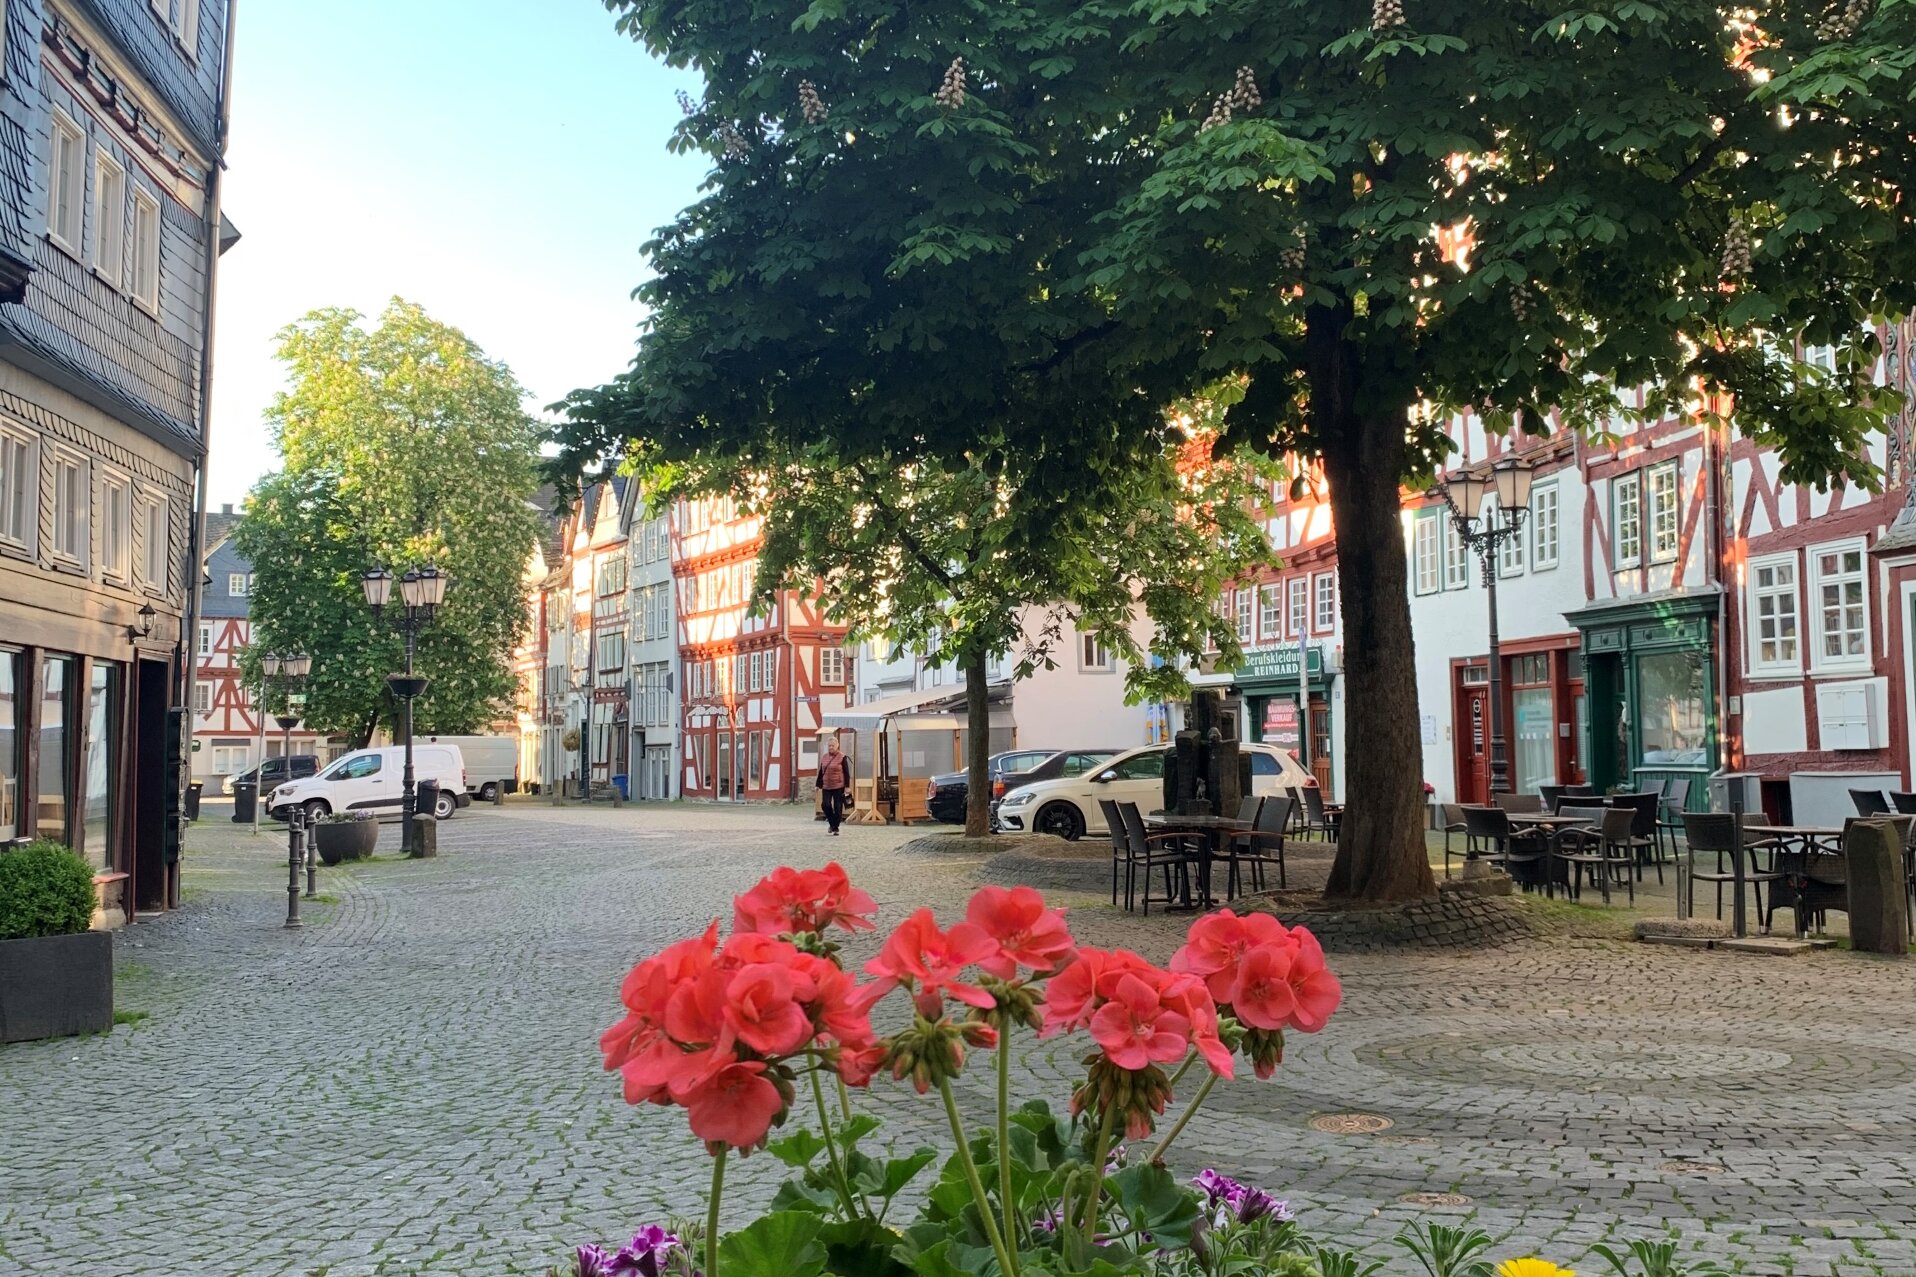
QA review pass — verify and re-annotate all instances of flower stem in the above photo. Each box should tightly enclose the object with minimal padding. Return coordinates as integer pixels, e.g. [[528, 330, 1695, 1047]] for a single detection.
[[835, 1074, 855, 1122], [1148, 1072, 1219, 1164], [938, 1076, 1019, 1277], [706, 1147, 726, 1277], [997, 1027, 1017, 1250], [1165, 1050, 1198, 1091], [811, 1066, 865, 1219], [1081, 1100, 1118, 1238]]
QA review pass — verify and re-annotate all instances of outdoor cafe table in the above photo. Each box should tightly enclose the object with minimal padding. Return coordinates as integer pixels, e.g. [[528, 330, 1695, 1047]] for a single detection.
[[1143, 813, 1252, 911], [1743, 824, 1845, 936], [1504, 811, 1598, 893]]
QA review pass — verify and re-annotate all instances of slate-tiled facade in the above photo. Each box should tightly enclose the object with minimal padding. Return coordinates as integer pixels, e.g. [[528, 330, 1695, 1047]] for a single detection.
[[0, 0, 232, 923]]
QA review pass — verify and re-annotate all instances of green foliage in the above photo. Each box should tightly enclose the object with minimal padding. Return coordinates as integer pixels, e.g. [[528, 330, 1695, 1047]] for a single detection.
[[716, 1212, 828, 1277], [1397, 1222, 1496, 1277], [0, 839, 97, 940], [235, 299, 542, 743], [1590, 1238, 1729, 1277]]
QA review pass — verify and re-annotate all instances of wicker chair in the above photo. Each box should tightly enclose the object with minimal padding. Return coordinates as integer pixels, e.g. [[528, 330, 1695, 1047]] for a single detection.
[[1464, 805, 1550, 892], [1554, 806, 1636, 904], [1118, 802, 1193, 915], [1852, 788, 1892, 817], [1438, 802, 1472, 878], [1683, 812, 1783, 928], [1228, 795, 1292, 895]]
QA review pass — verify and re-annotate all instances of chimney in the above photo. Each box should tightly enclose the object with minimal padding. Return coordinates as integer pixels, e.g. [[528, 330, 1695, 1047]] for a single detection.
[[221, 503, 234, 515]]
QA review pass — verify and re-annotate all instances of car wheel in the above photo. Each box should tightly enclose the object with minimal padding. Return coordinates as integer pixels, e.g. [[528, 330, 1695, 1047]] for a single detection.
[[479, 782, 499, 803], [1035, 802, 1085, 841], [301, 799, 330, 824], [434, 791, 457, 820]]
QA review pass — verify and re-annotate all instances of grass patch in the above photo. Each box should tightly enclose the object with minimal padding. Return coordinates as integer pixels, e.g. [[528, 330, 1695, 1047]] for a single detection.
[[112, 1009, 150, 1028], [1519, 894, 1638, 939], [308, 893, 342, 905]]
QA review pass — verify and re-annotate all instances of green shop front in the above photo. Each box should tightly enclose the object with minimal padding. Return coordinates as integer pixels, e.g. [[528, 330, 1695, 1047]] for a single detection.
[[1568, 590, 1720, 804], [1233, 644, 1336, 796]]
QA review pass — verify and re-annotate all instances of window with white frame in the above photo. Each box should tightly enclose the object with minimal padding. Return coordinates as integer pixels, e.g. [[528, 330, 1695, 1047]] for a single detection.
[[132, 188, 160, 311], [151, 0, 199, 54], [1413, 513, 1440, 595], [1442, 515, 1470, 590], [1314, 573, 1336, 630], [748, 650, 763, 692], [101, 471, 130, 580], [51, 447, 87, 565], [48, 110, 84, 254], [198, 622, 211, 656], [1747, 552, 1800, 675], [1080, 633, 1113, 671], [1613, 472, 1642, 568], [1486, 497, 1523, 577], [212, 745, 250, 775], [0, 424, 33, 550], [1647, 462, 1680, 563], [138, 491, 167, 589], [1258, 583, 1281, 639], [1234, 589, 1253, 643], [93, 149, 125, 287], [1810, 540, 1869, 670], [228, 572, 250, 597], [193, 680, 212, 714], [819, 646, 845, 686], [1287, 578, 1308, 636], [1530, 483, 1560, 569]]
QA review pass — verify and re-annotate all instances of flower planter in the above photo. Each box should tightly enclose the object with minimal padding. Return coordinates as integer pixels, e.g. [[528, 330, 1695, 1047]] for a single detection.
[[0, 930, 113, 1044], [314, 819, 378, 865]]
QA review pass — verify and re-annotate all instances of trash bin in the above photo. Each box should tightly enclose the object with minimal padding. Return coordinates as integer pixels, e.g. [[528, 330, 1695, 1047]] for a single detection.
[[185, 781, 203, 821], [612, 774, 629, 800], [231, 779, 257, 823], [415, 778, 441, 820]]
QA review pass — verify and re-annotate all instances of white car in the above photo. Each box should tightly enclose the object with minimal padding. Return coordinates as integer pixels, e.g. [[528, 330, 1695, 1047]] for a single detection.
[[267, 744, 467, 823], [996, 742, 1316, 841]]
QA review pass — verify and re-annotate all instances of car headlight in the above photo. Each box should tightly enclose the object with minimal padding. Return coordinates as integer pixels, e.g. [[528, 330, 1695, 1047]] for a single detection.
[[1001, 791, 1034, 807]]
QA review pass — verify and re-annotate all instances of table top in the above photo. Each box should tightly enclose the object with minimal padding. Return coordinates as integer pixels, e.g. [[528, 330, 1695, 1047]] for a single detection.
[[1507, 812, 1596, 826], [1145, 813, 1252, 831], [1744, 824, 1843, 838]]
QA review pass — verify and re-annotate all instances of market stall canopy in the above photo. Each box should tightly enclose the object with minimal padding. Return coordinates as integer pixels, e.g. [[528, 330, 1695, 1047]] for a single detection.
[[823, 682, 1015, 732]]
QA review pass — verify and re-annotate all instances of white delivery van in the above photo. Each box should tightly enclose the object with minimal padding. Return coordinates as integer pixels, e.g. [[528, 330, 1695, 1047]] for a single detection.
[[420, 734, 519, 801], [267, 743, 467, 822]]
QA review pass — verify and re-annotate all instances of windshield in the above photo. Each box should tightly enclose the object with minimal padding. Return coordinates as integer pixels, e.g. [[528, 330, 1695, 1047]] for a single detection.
[[317, 754, 358, 779]]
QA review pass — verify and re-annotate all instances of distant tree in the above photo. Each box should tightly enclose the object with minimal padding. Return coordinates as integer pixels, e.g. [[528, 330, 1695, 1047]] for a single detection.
[[620, 397, 1273, 836], [236, 299, 542, 744]]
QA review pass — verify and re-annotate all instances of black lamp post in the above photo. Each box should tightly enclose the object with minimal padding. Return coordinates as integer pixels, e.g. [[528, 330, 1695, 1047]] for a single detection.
[[1436, 457, 1536, 817], [361, 565, 449, 854]]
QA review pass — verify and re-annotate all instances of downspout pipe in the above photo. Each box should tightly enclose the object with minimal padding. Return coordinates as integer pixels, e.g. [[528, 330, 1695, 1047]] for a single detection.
[[178, 0, 239, 711]]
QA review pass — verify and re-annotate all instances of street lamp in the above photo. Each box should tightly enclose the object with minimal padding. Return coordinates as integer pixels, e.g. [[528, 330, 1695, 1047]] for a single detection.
[[252, 651, 311, 833], [1436, 456, 1536, 814], [362, 564, 450, 854]]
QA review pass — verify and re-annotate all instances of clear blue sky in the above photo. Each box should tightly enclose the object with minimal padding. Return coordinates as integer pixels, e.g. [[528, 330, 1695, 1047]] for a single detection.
[[205, 0, 706, 509]]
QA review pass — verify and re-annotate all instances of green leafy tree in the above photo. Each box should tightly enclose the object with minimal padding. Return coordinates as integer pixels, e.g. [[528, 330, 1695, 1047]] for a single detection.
[[236, 299, 543, 743], [1070, 0, 1916, 898]]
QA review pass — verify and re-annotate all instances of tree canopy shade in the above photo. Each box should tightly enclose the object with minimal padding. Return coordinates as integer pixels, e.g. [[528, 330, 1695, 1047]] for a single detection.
[[236, 300, 542, 743], [567, 0, 1916, 890]]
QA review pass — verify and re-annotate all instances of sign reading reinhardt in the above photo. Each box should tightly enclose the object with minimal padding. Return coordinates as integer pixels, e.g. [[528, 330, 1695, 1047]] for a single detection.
[[1232, 645, 1325, 683]]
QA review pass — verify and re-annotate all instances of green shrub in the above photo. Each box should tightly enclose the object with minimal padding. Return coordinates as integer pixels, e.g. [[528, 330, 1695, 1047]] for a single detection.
[[0, 839, 98, 940]]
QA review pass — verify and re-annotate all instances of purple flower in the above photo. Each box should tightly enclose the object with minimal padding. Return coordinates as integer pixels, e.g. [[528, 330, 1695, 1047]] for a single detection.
[[575, 1245, 614, 1277], [1032, 1207, 1065, 1234], [1106, 1144, 1129, 1172], [1232, 1187, 1292, 1224], [612, 1226, 683, 1277], [1192, 1169, 1245, 1209]]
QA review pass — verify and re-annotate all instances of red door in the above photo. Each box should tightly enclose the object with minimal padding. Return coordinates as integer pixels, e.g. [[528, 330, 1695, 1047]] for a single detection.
[[1457, 684, 1489, 805]]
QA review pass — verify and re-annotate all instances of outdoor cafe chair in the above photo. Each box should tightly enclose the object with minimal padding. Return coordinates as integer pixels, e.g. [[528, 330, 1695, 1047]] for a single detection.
[[1464, 805, 1550, 892], [1658, 777, 1693, 852], [1234, 795, 1263, 825], [1891, 791, 1916, 816], [1494, 791, 1545, 815], [1099, 798, 1128, 908], [1118, 802, 1193, 916], [1682, 812, 1783, 929], [1229, 794, 1292, 895], [1554, 806, 1635, 905], [1285, 787, 1308, 836], [1852, 788, 1893, 817], [1610, 791, 1665, 883], [1438, 802, 1472, 878], [1538, 784, 1567, 814], [1300, 787, 1340, 841]]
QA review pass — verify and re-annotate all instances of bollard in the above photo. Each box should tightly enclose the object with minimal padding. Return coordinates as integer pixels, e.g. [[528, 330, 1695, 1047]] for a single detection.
[[304, 820, 319, 899], [284, 809, 305, 929]]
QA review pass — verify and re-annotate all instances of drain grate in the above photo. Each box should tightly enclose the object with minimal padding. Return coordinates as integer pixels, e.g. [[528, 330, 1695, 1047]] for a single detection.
[[1398, 1191, 1472, 1208], [1660, 1160, 1726, 1175], [1310, 1112, 1395, 1135]]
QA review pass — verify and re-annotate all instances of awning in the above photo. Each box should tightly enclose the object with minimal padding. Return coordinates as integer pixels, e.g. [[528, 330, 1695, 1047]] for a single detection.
[[823, 682, 1015, 732]]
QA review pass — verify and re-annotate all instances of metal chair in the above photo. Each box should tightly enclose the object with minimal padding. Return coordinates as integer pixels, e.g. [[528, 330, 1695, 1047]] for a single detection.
[[1284, 787, 1308, 836], [1235, 795, 1263, 824], [1683, 812, 1783, 928], [1463, 805, 1550, 891], [1438, 802, 1471, 878], [1891, 791, 1916, 816], [1300, 787, 1340, 841], [1228, 794, 1291, 895], [1098, 798, 1128, 908], [1658, 777, 1693, 856], [1554, 806, 1636, 904], [1494, 791, 1544, 815], [1851, 788, 1892, 817], [1118, 802, 1192, 915], [1538, 784, 1568, 814], [1610, 791, 1664, 883]]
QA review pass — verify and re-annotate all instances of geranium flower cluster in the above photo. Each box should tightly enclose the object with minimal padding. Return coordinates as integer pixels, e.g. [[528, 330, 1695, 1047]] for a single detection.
[[1169, 910, 1342, 1078], [572, 1224, 685, 1277], [599, 863, 880, 1152]]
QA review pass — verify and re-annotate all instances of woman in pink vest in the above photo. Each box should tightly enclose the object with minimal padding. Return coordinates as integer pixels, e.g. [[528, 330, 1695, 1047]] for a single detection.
[[816, 736, 851, 835]]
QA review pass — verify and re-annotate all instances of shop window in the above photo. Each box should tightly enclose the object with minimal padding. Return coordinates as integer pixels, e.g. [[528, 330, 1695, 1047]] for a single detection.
[[0, 651, 18, 842], [1637, 649, 1707, 767], [39, 655, 75, 843], [82, 663, 119, 870], [1809, 539, 1869, 672], [1747, 552, 1800, 675]]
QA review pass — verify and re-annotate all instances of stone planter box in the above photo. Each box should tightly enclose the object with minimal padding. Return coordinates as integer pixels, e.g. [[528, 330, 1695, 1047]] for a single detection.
[[0, 930, 113, 1044], [314, 819, 378, 865]]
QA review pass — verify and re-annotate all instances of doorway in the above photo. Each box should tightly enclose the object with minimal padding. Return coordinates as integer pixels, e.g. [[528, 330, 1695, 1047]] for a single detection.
[[132, 659, 169, 912], [1455, 677, 1489, 806]]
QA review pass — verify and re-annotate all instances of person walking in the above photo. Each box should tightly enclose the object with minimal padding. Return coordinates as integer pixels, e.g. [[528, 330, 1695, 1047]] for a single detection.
[[817, 735, 851, 835]]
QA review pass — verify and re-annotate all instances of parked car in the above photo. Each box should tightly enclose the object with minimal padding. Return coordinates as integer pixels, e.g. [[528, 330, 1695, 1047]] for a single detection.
[[222, 755, 320, 796], [925, 750, 1058, 825], [266, 744, 467, 823], [419, 734, 519, 801], [989, 749, 1123, 828], [996, 742, 1316, 841]]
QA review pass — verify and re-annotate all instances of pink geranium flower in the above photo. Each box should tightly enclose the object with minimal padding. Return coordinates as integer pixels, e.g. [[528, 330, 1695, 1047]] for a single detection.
[[1228, 942, 1300, 1032], [722, 963, 815, 1057], [1170, 909, 1291, 1003], [1282, 929, 1343, 1032], [679, 1059, 785, 1149], [1088, 972, 1193, 1070], [966, 885, 1078, 978], [863, 908, 998, 1014], [733, 863, 878, 936]]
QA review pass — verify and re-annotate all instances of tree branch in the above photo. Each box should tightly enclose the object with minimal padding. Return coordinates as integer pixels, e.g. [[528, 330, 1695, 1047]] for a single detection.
[[847, 461, 960, 591]]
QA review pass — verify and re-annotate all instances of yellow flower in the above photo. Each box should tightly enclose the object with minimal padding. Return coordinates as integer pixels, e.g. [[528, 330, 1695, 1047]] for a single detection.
[[1497, 1261, 1575, 1277]]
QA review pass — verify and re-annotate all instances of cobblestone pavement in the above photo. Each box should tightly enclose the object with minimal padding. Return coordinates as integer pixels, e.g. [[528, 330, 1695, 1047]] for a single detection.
[[3, 801, 1914, 1276]]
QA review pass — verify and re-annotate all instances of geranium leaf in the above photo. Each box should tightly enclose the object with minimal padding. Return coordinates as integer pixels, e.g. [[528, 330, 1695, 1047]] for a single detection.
[[717, 1212, 827, 1277]]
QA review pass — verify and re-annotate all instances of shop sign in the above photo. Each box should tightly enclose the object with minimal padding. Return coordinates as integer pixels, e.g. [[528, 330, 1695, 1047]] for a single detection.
[[1235, 645, 1324, 682], [1262, 699, 1302, 752]]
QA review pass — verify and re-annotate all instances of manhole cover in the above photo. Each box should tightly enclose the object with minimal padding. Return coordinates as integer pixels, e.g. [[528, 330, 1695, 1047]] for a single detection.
[[1398, 1192, 1472, 1208], [1311, 1112, 1394, 1135], [1660, 1161, 1725, 1175]]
